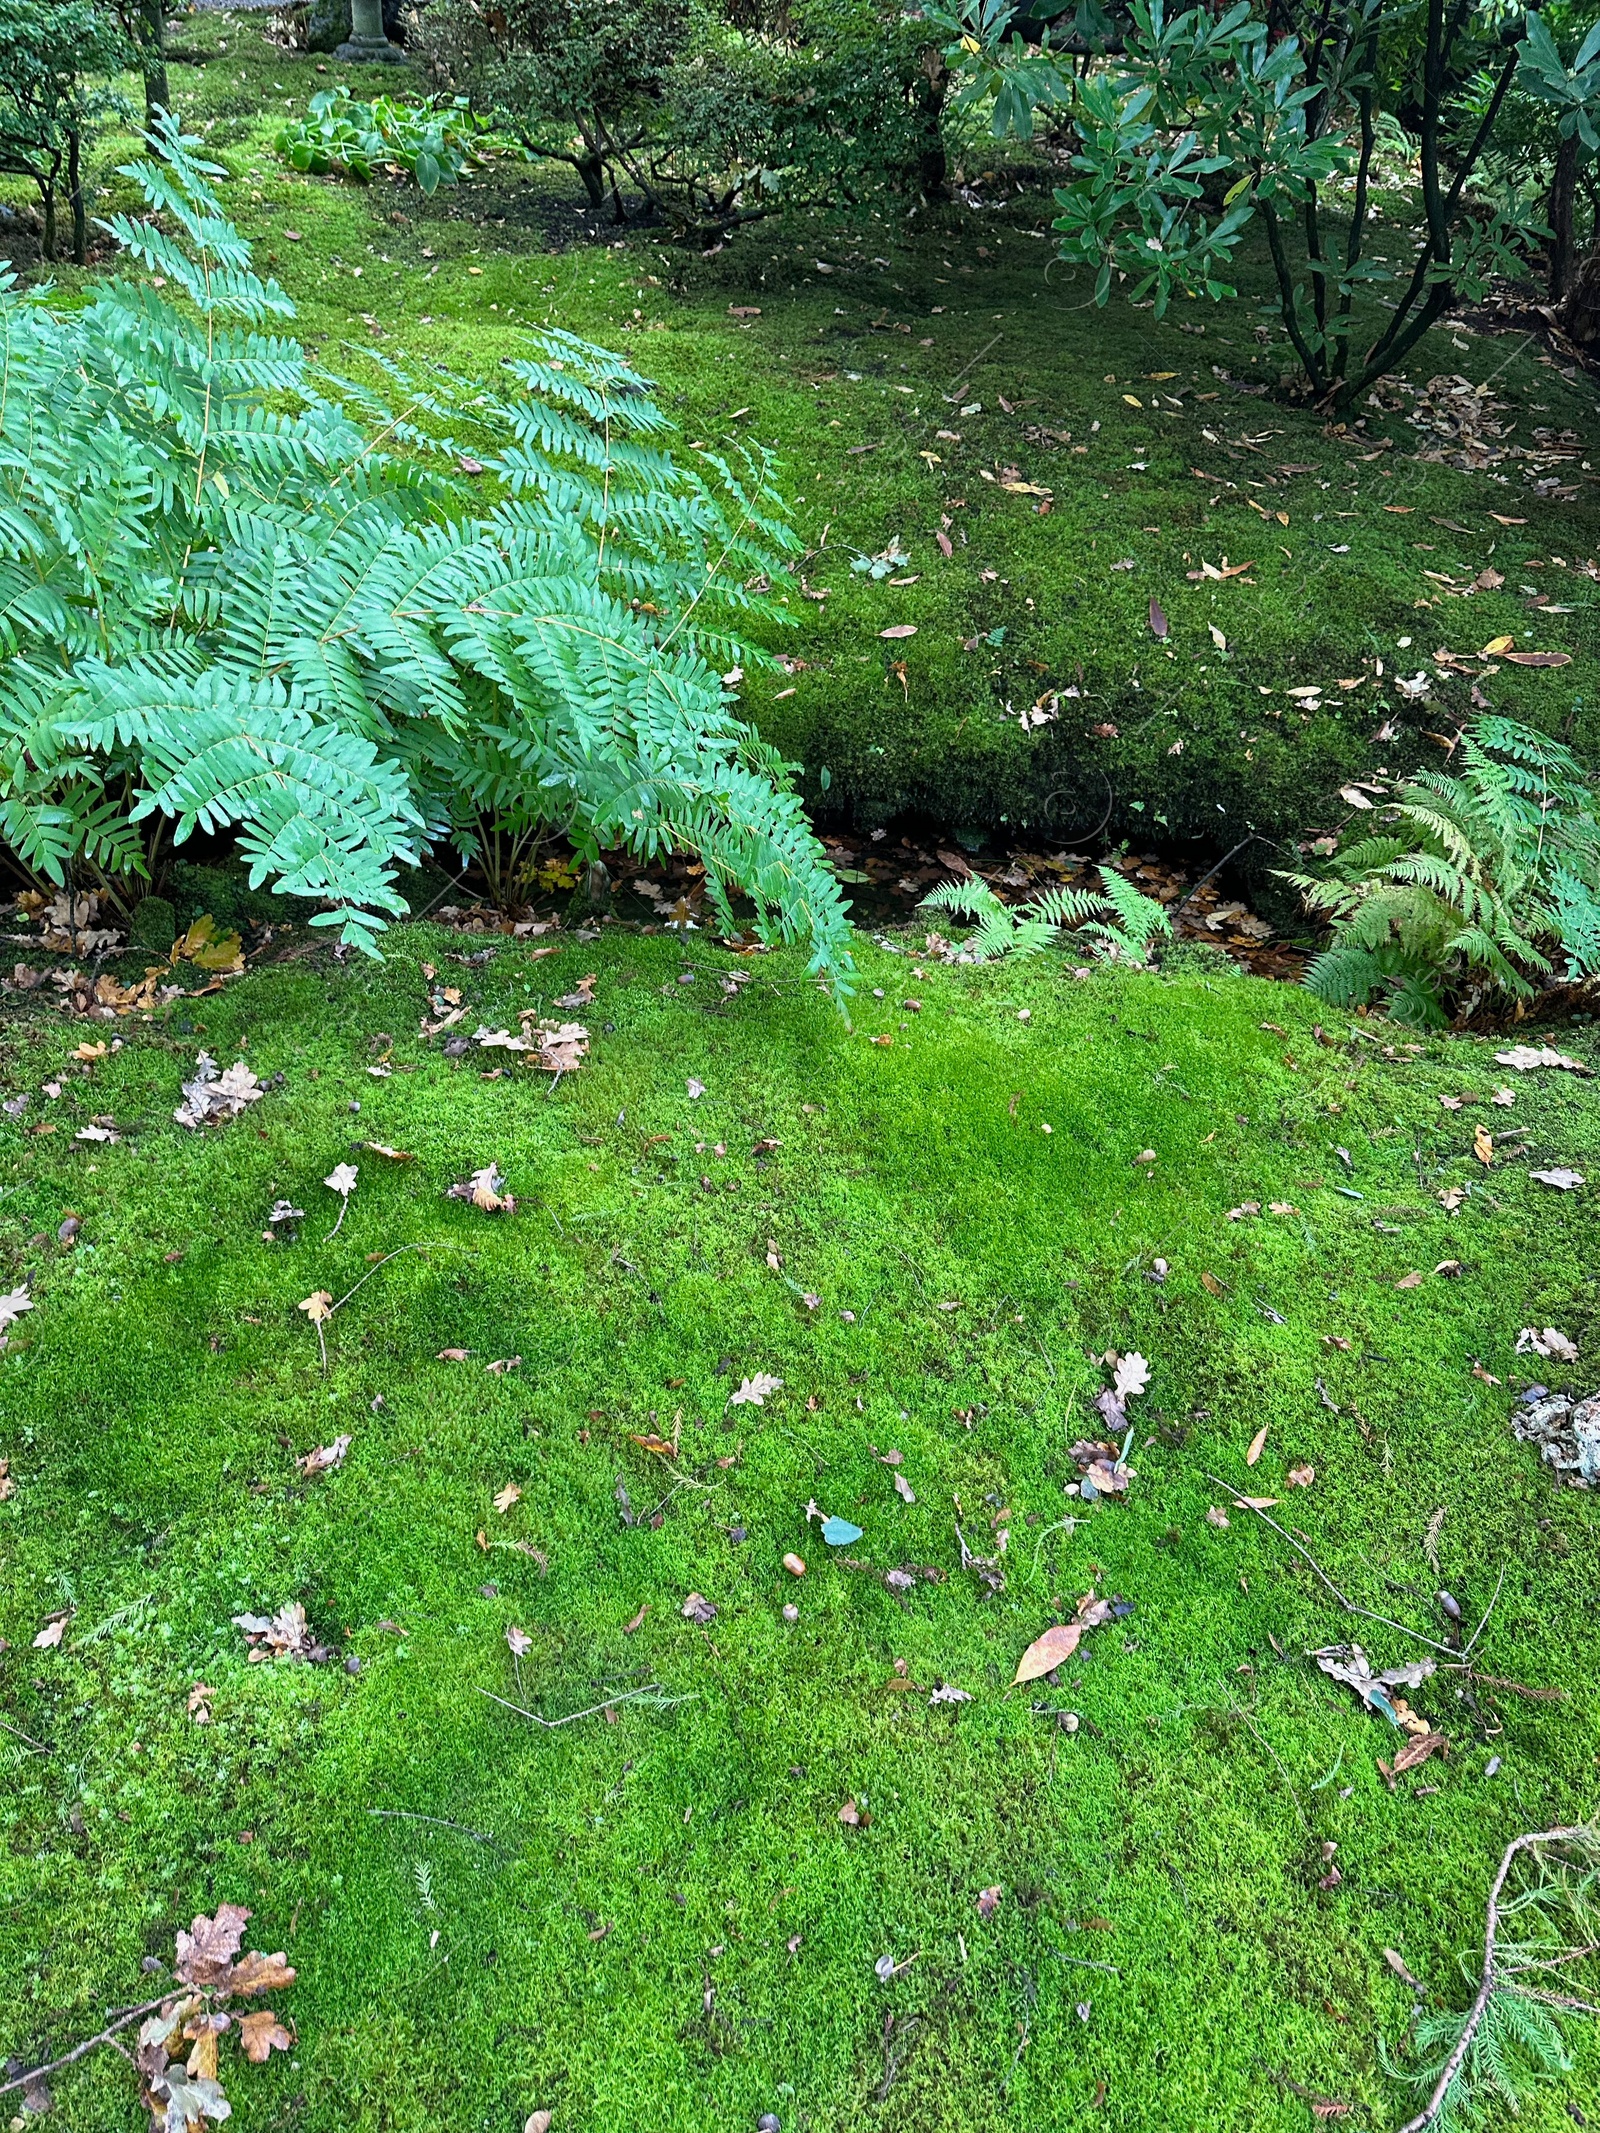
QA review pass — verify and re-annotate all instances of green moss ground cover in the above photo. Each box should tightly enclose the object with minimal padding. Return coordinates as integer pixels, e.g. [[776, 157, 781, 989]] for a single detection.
[[4, 17, 1600, 2127], [34, 8, 1600, 855], [2, 924, 1600, 2130]]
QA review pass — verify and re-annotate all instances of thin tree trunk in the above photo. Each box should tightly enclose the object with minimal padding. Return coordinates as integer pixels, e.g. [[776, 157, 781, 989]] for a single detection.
[[1561, 234, 1600, 351], [40, 178, 56, 264], [68, 129, 85, 265], [139, 0, 170, 128], [1548, 132, 1579, 301]]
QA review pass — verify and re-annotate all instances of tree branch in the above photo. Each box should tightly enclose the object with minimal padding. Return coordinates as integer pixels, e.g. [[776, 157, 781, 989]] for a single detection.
[[1397, 1828, 1597, 2133]]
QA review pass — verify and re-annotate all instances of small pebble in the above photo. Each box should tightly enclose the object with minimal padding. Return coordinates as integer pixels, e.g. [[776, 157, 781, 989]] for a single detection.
[[1485, 1754, 1502, 1778], [782, 1603, 798, 1622], [758, 2116, 782, 2132]]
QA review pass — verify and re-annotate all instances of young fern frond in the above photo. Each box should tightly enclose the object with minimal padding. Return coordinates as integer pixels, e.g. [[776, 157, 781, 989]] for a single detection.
[[919, 867, 1170, 965]]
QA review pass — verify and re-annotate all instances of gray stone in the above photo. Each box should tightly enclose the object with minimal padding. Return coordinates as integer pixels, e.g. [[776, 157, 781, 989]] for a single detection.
[[305, 0, 351, 52]]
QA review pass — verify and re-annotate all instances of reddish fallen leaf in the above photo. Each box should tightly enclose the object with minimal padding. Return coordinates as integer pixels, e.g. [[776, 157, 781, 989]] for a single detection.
[[1148, 597, 1169, 639], [1501, 650, 1571, 666], [975, 1885, 1003, 1919]]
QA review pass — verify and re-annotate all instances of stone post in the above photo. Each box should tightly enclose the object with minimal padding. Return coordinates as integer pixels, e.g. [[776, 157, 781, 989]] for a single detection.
[[336, 0, 405, 63]]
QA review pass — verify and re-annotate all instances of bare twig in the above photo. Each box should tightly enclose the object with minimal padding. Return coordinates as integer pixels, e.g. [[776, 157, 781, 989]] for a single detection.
[[327, 1241, 465, 1318], [943, 332, 1002, 402], [365, 1808, 506, 1851], [1398, 1827, 1597, 2133], [0, 1713, 51, 1753], [477, 1682, 692, 1728], [1225, 1693, 1311, 1834], [1457, 1564, 1506, 1662], [1460, 1672, 1567, 1703], [0, 1994, 178, 2100], [1200, 1471, 1467, 1655]]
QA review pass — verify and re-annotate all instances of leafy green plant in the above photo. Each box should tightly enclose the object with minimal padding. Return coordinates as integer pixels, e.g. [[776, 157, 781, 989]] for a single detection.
[[1389, 1826, 1600, 2132], [418, 0, 958, 241], [274, 86, 509, 194], [1280, 716, 1600, 1026], [0, 117, 854, 989], [919, 867, 1172, 964], [939, 0, 1541, 407], [0, 0, 130, 263]]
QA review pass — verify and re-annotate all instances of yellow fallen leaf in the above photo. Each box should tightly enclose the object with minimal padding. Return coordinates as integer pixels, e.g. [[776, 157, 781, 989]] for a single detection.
[[1479, 635, 1514, 657], [1473, 1124, 1494, 1166]]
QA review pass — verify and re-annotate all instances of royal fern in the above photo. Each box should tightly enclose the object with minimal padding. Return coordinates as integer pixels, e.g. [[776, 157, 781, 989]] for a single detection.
[[1280, 717, 1600, 1027], [0, 117, 853, 986]]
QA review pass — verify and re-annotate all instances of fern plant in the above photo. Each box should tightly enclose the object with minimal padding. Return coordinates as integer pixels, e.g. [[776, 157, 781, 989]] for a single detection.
[[0, 117, 853, 987], [1280, 717, 1600, 1028], [919, 867, 1172, 965]]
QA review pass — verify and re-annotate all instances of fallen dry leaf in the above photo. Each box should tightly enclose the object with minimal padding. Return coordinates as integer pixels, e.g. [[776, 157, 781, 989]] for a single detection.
[[1531, 1168, 1586, 1190], [297, 1290, 333, 1323], [33, 1610, 70, 1649], [622, 1603, 649, 1634], [975, 1885, 1003, 1919], [1013, 1620, 1082, 1685], [1496, 1044, 1587, 1074], [238, 2012, 293, 2063], [297, 1434, 351, 1477], [493, 1482, 523, 1513], [0, 1284, 32, 1333], [449, 1163, 516, 1212], [729, 1373, 782, 1407], [1285, 1463, 1315, 1488], [437, 1347, 471, 1361], [682, 1592, 717, 1624], [1206, 1506, 1231, 1528], [1473, 1125, 1494, 1166], [1245, 1424, 1269, 1467], [506, 1624, 533, 1656], [1395, 1271, 1424, 1289]]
